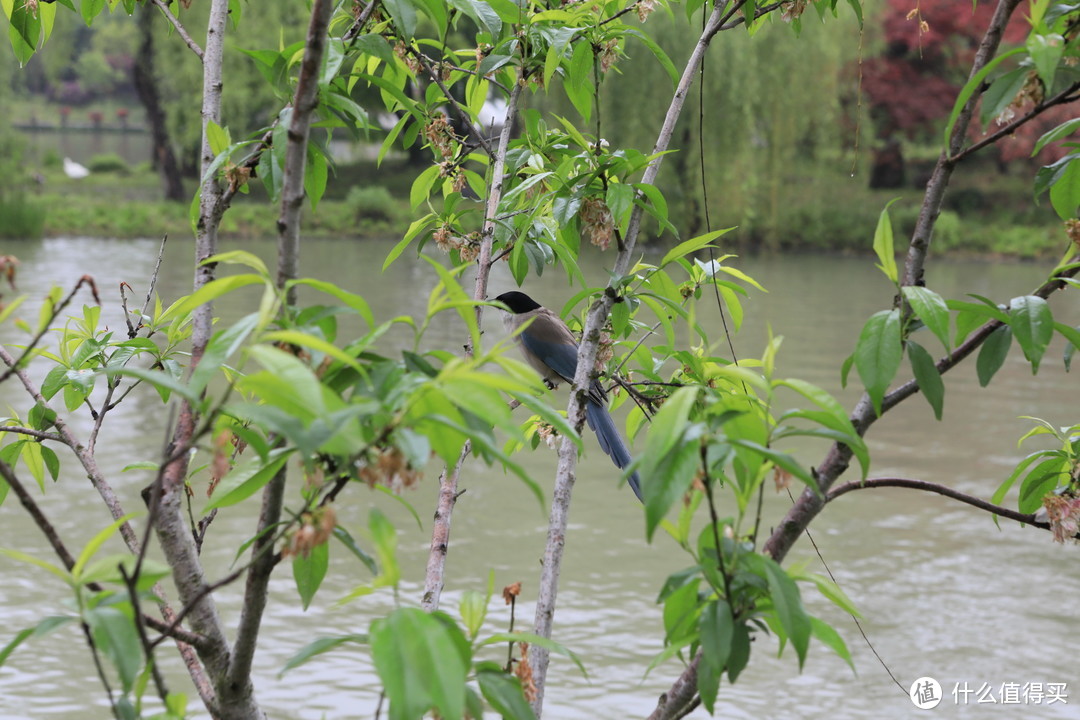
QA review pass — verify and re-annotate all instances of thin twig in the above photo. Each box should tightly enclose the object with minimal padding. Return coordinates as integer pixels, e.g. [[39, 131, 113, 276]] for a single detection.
[[949, 81, 1080, 164], [422, 80, 524, 613], [0, 274, 99, 385], [827, 476, 1048, 527], [149, 0, 204, 61], [120, 564, 170, 702], [406, 46, 495, 157], [81, 621, 121, 720], [0, 426, 64, 443]]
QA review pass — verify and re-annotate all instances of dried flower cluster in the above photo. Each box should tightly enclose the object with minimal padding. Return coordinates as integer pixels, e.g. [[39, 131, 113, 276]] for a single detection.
[[516, 643, 537, 702], [1044, 493, 1080, 543], [393, 42, 420, 74], [0, 255, 19, 290], [438, 160, 467, 192], [225, 163, 251, 194], [580, 197, 614, 250], [475, 43, 492, 71], [598, 38, 619, 73], [433, 225, 482, 262], [535, 421, 561, 450], [1065, 218, 1080, 249], [424, 113, 456, 159], [905, 7, 930, 35], [781, 0, 806, 22], [636, 0, 657, 22], [208, 429, 234, 497], [594, 329, 614, 372], [502, 582, 522, 604], [358, 446, 421, 492], [284, 506, 337, 558]]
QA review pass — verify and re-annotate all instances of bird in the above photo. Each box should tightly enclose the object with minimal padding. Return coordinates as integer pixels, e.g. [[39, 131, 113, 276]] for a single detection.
[[63, 157, 90, 179], [495, 290, 643, 501]]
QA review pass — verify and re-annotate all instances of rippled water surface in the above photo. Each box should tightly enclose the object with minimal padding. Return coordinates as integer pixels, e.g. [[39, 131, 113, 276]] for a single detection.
[[0, 237, 1077, 719]]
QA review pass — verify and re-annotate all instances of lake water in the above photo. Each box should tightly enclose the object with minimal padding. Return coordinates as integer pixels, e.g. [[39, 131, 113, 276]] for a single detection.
[[0, 236, 1077, 719]]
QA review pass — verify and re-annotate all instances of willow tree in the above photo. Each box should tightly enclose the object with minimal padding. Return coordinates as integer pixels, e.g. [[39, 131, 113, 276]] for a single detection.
[[0, 1, 1078, 720]]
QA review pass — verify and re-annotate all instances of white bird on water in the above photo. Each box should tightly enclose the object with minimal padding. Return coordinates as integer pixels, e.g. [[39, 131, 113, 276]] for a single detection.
[[63, 157, 90, 179]]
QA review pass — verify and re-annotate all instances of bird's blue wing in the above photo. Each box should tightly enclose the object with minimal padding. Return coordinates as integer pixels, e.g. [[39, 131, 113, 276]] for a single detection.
[[520, 331, 579, 383]]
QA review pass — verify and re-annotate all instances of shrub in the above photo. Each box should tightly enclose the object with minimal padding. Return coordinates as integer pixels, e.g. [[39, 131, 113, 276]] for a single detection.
[[345, 185, 399, 224], [87, 153, 130, 175]]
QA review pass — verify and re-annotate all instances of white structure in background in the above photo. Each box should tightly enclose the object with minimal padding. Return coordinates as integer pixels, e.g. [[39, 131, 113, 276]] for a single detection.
[[477, 97, 507, 137], [63, 157, 90, 179]]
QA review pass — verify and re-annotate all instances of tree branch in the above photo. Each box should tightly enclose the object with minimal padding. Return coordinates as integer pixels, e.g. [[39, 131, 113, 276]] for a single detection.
[[531, 1, 747, 715], [229, 0, 335, 691], [826, 476, 1047, 529], [949, 80, 1080, 164], [149, 2, 263, 717], [149, 0, 204, 61], [653, 1, 1026, 717], [903, 0, 1023, 288], [421, 80, 523, 612]]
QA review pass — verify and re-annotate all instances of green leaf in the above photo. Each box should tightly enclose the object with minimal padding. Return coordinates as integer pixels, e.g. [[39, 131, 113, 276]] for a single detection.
[[993, 450, 1053, 506], [72, 513, 140, 581], [305, 148, 328, 213], [79, 555, 169, 592], [906, 340, 944, 420], [410, 164, 441, 208], [0, 615, 73, 668], [810, 616, 854, 671], [854, 309, 902, 416], [902, 286, 950, 351], [370, 608, 469, 720], [86, 605, 141, 692], [698, 599, 733, 713], [624, 27, 679, 90], [8, 0, 41, 65], [204, 449, 292, 511], [332, 525, 377, 575], [660, 227, 734, 268], [641, 387, 702, 539], [458, 590, 488, 640], [480, 632, 588, 678], [206, 120, 230, 156], [1033, 117, 1080, 156], [383, 0, 417, 37], [1049, 157, 1080, 220], [0, 547, 70, 585], [976, 324, 1012, 387], [279, 634, 367, 677], [1018, 456, 1069, 513], [726, 622, 751, 682], [728, 438, 818, 493], [477, 668, 536, 720], [1056, 322, 1080, 371], [262, 330, 362, 373], [293, 540, 329, 611], [162, 274, 266, 323], [942, 48, 1024, 149], [1009, 295, 1054, 372], [872, 201, 899, 284], [1027, 32, 1065, 92], [754, 555, 810, 669]]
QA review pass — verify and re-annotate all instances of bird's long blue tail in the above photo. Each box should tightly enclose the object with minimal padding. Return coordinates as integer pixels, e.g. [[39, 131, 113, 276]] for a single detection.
[[585, 399, 643, 502]]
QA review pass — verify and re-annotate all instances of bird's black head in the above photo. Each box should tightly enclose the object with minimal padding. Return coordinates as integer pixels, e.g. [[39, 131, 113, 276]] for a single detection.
[[494, 291, 541, 314]]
